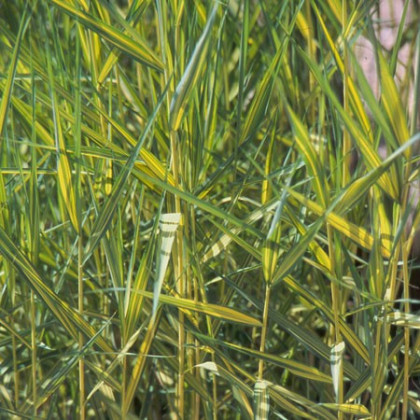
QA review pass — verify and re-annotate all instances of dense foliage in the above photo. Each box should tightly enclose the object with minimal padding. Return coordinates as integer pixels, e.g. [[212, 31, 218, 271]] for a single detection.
[[0, 0, 419, 419]]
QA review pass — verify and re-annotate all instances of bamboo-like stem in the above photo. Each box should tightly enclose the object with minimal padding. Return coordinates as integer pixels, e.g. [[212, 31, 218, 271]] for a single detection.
[[401, 248, 410, 420], [401, 209, 411, 420], [170, 9, 185, 414], [341, 0, 351, 187], [170, 128, 185, 417], [372, 319, 384, 417], [328, 225, 341, 338], [400, 95, 416, 417], [182, 205, 191, 412], [157, 1, 186, 414], [327, 5, 348, 416], [12, 332, 18, 406], [184, 205, 196, 416], [30, 290, 37, 416], [78, 234, 85, 420], [122, 350, 127, 420], [258, 284, 271, 380], [305, 0, 316, 122], [190, 205, 214, 419], [327, 223, 343, 417], [212, 353, 218, 420]]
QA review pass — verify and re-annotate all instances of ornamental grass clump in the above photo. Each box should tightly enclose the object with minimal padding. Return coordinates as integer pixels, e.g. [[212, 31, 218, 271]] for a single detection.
[[0, 1, 419, 419]]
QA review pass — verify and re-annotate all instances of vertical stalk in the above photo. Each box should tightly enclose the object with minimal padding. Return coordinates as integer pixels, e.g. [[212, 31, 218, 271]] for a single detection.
[[74, 28, 85, 420], [78, 234, 85, 420], [183, 207, 196, 416], [401, 218, 411, 420], [12, 326, 18, 407], [372, 319, 384, 416], [329, 3, 347, 417], [341, 0, 351, 186], [30, 290, 37, 415], [30, 67, 38, 417], [258, 284, 271, 379], [327, 226, 341, 337], [122, 352, 127, 420], [168, 1, 185, 419], [327, 224, 343, 417], [235, 0, 249, 165], [170, 129, 185, 417], [212, 358, 218, 420], [191, 203, 217, 420], [156, 1, 185, 413], [305, 0, 316, 121]]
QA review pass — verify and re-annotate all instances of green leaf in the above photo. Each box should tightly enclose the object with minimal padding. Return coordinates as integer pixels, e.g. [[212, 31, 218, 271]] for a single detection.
[[287, 188, 391, 258], [286, 105, 328, 208], [383, 311, 420, 329], [297, 44, 399, 199], [330, 341, 345, 401], [133, 289, 262, 326], [0, 4, 30, 142], [84, 78, 171, 263], [48, 0, 163, 71], [169, 5, 218, 130], [321, 403, 371, 417], [153, 212, 181, 317], [253, 380, 270, 420], [195, 333, 332, 383], [0, 227, 113, 353]]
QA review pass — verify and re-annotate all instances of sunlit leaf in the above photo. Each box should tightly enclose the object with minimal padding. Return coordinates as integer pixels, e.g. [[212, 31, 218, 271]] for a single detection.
[[48, 0, 163, 71], [330, 341, 345, 401], [169, 6, 218, 130], [253, 380, 270, 420], [152, 212, 181, 317]]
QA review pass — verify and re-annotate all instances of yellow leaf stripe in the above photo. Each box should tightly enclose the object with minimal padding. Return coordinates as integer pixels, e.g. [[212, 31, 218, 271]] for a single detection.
[[49, 0, 163, 71], [0, 227, 113, 353], [288, 188, 391, 258]]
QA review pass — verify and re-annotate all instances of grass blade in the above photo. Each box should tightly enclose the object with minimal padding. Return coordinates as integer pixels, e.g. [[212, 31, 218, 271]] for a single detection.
[[0, 4, 30, 141], [84, 79, 170, 262], [48, 0, 163, 71], [0, 226, 113, 353], [152, 212, 181, 317], [169, 5, 218, 131]]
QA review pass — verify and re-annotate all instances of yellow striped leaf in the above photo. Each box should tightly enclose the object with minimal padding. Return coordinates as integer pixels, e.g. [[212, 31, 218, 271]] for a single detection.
[[286, 105, 328, 208], [288, 188, 391, 258], [0, 6, 29, 142], [0, 227, 113, 353], [254, 380, 270, 420], [152, 213, 181, 317], [169, 6, 218, 131], [132, 289, 262, 327], [48, 0, 163, 71], [378, 51, 410, 150], [321, 403, 371, 417], [330, 341, 345, 401]]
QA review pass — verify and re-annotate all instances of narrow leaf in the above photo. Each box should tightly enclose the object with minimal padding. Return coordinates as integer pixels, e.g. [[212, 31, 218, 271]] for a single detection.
[[383, 311, 420, 329], [330, 341, 345, 401], [288, 188, 391, 258], [0, 5, 30, 141], [133, 289, 262, 327], [48, 0, 163, 71], [253, 380, 270, 420], [84, 78, 170, 262], [286, 105, 328, 208], [153, 213, 181, 316], [169, 5, 218, 130], [321, 403, 371, 417], [195, 333, 332, 383], [0, 227, 113, 353]]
